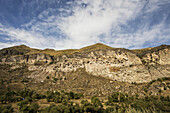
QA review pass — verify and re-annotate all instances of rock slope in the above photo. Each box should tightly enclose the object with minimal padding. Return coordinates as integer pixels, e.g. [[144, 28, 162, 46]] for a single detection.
[[0, 43, 169, 83]]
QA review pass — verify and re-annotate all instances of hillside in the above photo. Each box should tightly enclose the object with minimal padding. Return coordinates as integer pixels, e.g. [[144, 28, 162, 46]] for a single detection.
[[0, 43, 170, 112], [0, 43, 170, 82]]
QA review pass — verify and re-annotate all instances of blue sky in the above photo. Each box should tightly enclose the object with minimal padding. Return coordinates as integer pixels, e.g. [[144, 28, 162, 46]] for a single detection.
[[0, 0, 170, 50]]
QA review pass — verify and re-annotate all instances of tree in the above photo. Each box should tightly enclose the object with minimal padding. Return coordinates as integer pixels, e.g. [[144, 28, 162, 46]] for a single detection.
[[91, 96, 103, 107], [46, 76, 50, 79], [119, 93, 126, 102], [0, 105, 14, 113], [84, 105, 95, 112], [29, 103, 39, 113], [0, 95, 7, 104], [68, 91, 74, 99], [105, 107, 115, 113]]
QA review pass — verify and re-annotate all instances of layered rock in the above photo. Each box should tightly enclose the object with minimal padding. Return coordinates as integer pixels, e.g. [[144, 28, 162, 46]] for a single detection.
[[0, 53, 53, 64], [0, 44, 169, 83]]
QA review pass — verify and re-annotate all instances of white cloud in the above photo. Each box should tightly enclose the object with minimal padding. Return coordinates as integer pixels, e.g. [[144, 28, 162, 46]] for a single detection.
[[58, 0, 145, 46], [0, 25, 57, 49], [0, 0, 169, 50], [0, 42, 15, 50]]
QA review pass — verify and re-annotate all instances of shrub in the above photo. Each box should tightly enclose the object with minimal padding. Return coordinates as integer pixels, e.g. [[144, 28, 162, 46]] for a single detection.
[[159, 89, 162, 93], [91, 96, 103, 107], [105, 107, 115, 113], [46, 76, 50, 79], [0, 105, 13, 113], [144, 87, 148, 93], [29, 103, 39, 113]]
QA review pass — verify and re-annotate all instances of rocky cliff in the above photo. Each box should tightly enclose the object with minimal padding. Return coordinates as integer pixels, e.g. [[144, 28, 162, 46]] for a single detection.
[[0, 43, 169, 83]]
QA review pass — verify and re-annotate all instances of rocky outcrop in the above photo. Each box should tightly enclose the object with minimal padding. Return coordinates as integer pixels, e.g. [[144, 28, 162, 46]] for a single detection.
[[142, 48, 170, 65], [0, 53, 53, 64], [0, 44, 169, 83]]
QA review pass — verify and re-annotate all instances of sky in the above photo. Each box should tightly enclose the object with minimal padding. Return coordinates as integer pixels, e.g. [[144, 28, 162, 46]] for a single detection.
[[0, 0, 170, 50]]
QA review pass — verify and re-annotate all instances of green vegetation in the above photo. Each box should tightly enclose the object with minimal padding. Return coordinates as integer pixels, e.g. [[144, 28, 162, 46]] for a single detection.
[[149, 77, 170, 85], [0, 105, 13, 113], [46, 91, 83, 103], [46, 76, 50, 79], [18, 101, 39, 113], [0, 87, 170, 112], [52, 77, 58, 82]]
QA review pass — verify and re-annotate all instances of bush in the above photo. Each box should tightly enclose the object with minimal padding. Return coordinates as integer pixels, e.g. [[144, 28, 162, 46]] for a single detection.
[[91, 96, 103, 107], [29, 103, 39, 113], [120, 93, 126, 102], [108, 92, 119, 103], [159, 89, 162, 93], [53, 77, 58, 82], [144, 87, 148, 93], [46, 76, 50, 79], [0, 105, 13, 113], [18, 100, 39, 113], [105, 107, 115, 113]]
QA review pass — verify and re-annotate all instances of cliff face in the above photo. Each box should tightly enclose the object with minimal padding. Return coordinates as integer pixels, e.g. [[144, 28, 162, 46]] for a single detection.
[[0, 43, 169, 83], [0, 53, 53, 64]]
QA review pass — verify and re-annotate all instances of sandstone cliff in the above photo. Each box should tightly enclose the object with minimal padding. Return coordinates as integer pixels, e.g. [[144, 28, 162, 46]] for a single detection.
[[0, 43, 169, 83]]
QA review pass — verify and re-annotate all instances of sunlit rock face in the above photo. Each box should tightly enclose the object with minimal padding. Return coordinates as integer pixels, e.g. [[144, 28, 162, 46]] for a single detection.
[[0, 44, 170, 83]]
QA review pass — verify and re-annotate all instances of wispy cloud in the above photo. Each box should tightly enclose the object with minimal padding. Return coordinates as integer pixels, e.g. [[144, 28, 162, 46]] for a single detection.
[[0, 0, 169, 50], [0, 25, 56, 49]]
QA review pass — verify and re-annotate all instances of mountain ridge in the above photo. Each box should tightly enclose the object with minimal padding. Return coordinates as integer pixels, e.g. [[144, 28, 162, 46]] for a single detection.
[[1, 43, 169, 57], [0, 43, 169, 83]]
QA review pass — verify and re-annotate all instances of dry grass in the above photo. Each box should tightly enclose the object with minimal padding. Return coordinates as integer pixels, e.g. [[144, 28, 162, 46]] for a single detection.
[[1, 43, 121, 57], [2, 43, 169, 58]]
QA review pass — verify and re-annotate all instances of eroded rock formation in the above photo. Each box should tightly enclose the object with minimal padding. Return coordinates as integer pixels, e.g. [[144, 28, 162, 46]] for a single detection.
[[0, 43, 169, 83]]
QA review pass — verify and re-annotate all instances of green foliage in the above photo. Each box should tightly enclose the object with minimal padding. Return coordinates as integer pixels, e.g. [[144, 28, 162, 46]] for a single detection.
[[25, 96, 32, 102], [149, 79, 156, 85], [119, 93, 126, 102], [144, 87, 148, 93], [104, 92, 170, 112], [1, 87, 170, 113], [29, 103, 39, 113], [91, 96, 103, 107], [17, 100, 39, 113], [68, 91, 74, 99], [131, 99, 152, 110], [108, 92, 119, 103], [46, 76, 50, 79], [0, 95, 7, 104], [0, 79, 4, 85], [107, 92, 127, 104], [80, 99, 104, 113], [52, 77, 58, 82], [0, 91, 18, 103], [105, 107, 115, 113], [32, 93, 46, 99], [159, 89, 162, 93], [42, 103, 82, 113], [18, 88, 34, 98], [0, 88, 47, 104], [158, 78, 163, 82], [46, 91, 82, 103], [0, 105, 14, 113]]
